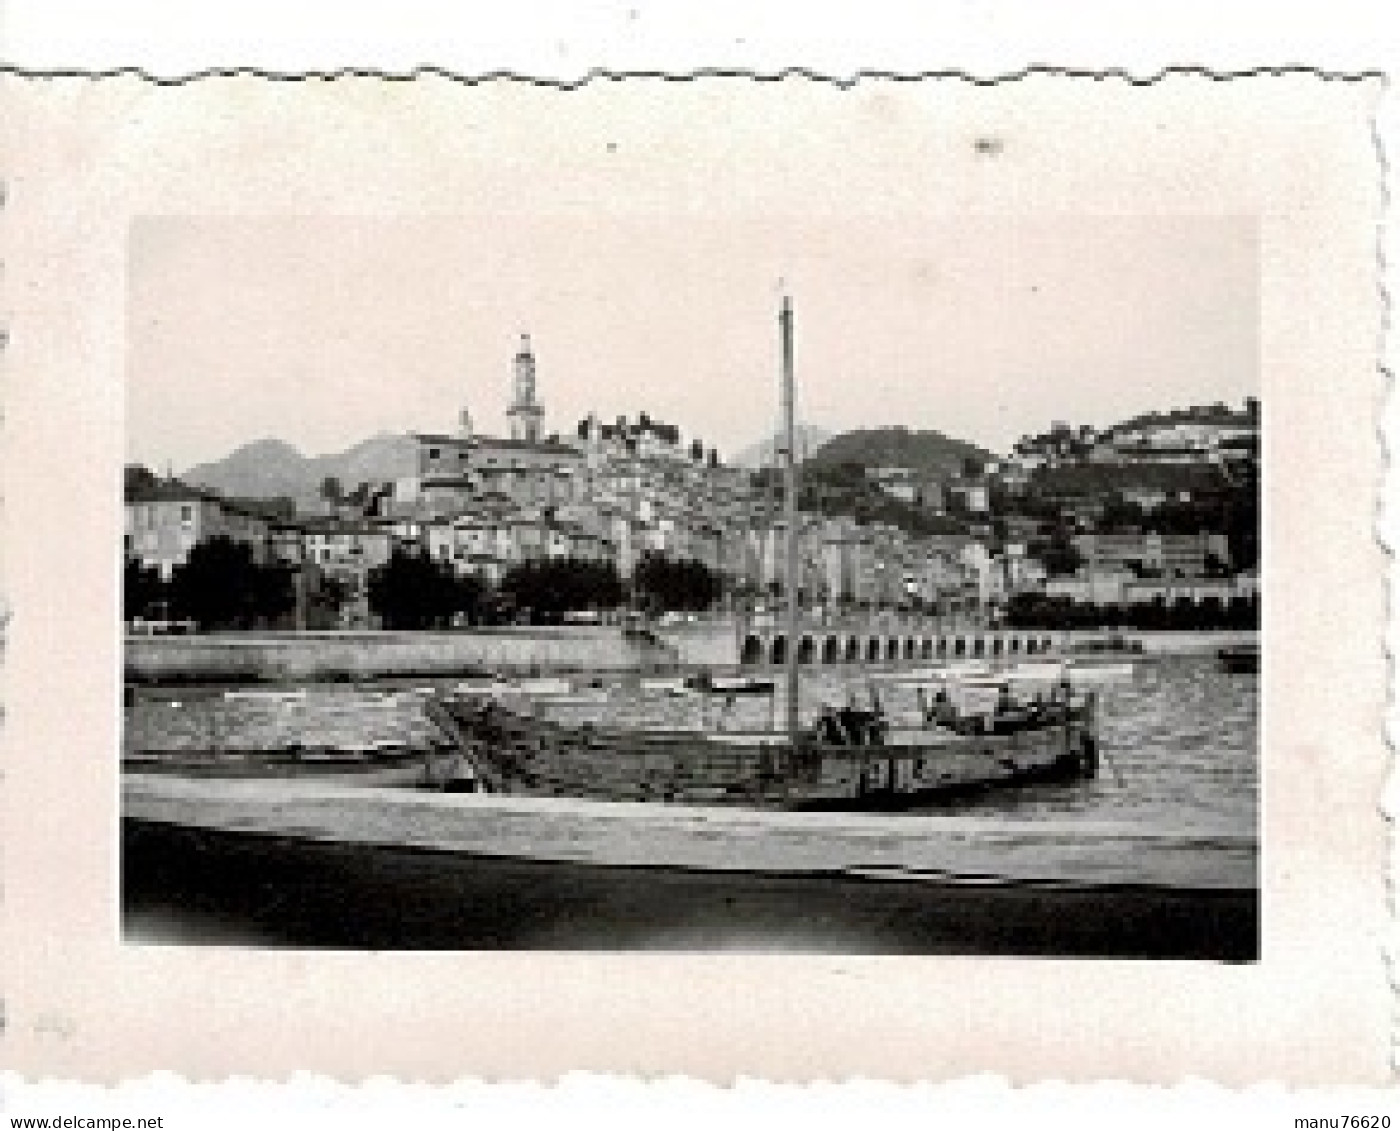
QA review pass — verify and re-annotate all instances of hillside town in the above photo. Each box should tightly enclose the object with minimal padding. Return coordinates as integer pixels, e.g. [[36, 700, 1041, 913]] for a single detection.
[[124, 334, 1260, 633]]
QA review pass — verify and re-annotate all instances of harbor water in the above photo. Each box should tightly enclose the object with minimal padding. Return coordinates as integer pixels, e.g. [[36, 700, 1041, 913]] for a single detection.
[[124, 651, 1258, 839]]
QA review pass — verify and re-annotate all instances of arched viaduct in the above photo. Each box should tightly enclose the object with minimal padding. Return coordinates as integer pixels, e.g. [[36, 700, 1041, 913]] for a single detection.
[[737, 626, 1059, 668]]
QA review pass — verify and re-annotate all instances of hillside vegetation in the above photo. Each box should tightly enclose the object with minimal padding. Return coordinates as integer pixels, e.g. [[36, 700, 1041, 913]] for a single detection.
[[809, 426, 993, 476]]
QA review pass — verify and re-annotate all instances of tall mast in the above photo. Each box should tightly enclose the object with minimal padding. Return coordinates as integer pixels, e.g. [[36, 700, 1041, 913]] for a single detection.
[[780, 295, 800, 743]]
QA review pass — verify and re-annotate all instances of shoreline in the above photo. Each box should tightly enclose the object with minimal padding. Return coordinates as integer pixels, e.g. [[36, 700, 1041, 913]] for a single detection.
[[122, 818, 1258, 958], [122, 774, 1259, 888]]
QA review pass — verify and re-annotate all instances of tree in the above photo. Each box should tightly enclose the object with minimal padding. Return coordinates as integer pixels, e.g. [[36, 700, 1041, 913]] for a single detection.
[[123, 559, 166, 621], [690, 439, 705, 463], [124, 464, 161, 497], [631, 552, 722, 613], [304, 569, 351, 630], [368, 550, 487, 630], [169, 536, 295, 630], [1100, 496, 1147, 531], [320, 476, 342, 504], [1223, 485, 1260, 573], [1033, 531, 1084, 578], [497, 558, 624, 624]]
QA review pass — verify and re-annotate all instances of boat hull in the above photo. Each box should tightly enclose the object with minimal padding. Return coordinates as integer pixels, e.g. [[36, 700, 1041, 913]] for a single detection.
[[1216, 646, 1259, 674], [122, 750, 431, 788], [425, 696, 1097, 809]]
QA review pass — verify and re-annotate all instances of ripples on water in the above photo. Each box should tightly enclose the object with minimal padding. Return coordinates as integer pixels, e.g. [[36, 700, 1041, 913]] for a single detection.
[[912, 655, 1257, 833], [125, 653, 1257, 838]]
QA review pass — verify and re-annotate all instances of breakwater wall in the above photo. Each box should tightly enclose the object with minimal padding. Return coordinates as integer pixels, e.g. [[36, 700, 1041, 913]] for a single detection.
[[656, 623, 1259, 669], [125, 627, 676, 685]]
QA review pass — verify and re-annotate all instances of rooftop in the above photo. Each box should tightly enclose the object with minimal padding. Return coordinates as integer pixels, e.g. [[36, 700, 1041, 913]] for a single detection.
[[124, 477, 216, 505], [299, 519, 390, 537], [414, 432, 582, 456]]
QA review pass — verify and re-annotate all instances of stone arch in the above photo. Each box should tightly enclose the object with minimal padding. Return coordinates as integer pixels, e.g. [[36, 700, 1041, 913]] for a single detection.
[[1008, 636, 1021, 654], [797, 636, 816, 665], [904, 637, 917, 660], [921, 638, 933, 660], [740, 634, 764, 665], [972, 637, 985, 658], [885, 638, 900, 662], [936, 637, 949, 657], [866, 638, 882, 663], [1041, 636, 1054, 653], [953, 637, 967, 657], [822, 636, 840, 665], [770, 635, 787, 666], [991, 636, 1003, 656], [1026, 638, 1039, 655], [844, 637, 861, 664]]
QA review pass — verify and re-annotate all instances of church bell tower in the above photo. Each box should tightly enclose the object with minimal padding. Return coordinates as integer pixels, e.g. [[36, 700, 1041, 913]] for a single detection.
[[506, 333, 545, 444]]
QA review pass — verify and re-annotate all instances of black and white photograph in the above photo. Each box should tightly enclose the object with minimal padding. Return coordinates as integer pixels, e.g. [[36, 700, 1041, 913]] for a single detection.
[[118, 95, 1260, 960], [2, 62, 1387, 1093]]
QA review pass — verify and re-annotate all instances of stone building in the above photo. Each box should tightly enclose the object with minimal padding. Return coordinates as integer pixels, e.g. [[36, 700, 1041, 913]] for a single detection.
[[124, 477, 271, 580]]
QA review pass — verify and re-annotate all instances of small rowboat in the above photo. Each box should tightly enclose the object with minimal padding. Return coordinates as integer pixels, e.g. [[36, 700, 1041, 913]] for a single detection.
[[684, 672, 777, 696]]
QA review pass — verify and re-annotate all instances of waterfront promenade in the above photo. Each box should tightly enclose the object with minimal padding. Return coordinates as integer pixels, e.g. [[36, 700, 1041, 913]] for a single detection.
[[125, 619, 1258, 684], [124, 623, 676, 683]]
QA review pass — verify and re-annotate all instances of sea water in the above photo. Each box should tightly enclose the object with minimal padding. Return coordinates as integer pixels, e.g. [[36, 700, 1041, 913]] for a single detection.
[[124, 651, 1257, 840]]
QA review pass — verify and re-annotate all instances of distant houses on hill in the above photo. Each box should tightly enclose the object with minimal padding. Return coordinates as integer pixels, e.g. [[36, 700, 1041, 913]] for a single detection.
[[126, 345, 1260, 632]]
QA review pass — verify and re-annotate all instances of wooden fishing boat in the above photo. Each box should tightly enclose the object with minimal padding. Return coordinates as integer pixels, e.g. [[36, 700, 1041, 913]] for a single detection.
[[423, 296, 1100, 809], [424, 687, 1097, 809]]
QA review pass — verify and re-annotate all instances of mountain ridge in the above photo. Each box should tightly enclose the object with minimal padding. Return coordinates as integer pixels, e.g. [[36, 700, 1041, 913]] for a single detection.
[[178, 422, 997, 511], [183, 432, 419, 509]]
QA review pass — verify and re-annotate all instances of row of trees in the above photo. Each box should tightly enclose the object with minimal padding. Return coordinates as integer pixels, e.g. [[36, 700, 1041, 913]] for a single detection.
[[367, 551, 728, 627], [124, 537, 300, 630], [125, 539, 731, 631], [1002, 591, 1259, 632]]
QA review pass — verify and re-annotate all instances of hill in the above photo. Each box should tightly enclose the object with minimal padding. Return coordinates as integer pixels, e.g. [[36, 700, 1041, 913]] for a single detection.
[[184, 433, 419, 511], [809, 427, 993, 476]]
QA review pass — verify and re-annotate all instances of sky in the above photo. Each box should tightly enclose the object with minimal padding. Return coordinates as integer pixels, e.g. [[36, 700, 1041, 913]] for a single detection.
[[125, 88, 1258, 473]]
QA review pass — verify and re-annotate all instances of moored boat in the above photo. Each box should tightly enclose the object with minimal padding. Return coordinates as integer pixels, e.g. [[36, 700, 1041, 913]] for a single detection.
[[423, 681, 1098, 809], [1216, 643, 1260, 674], [421, 296, 1099, 810], [222, 688, 310, 703], [1065, 633, 1144, 656], [683, 671, 778, 696]]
